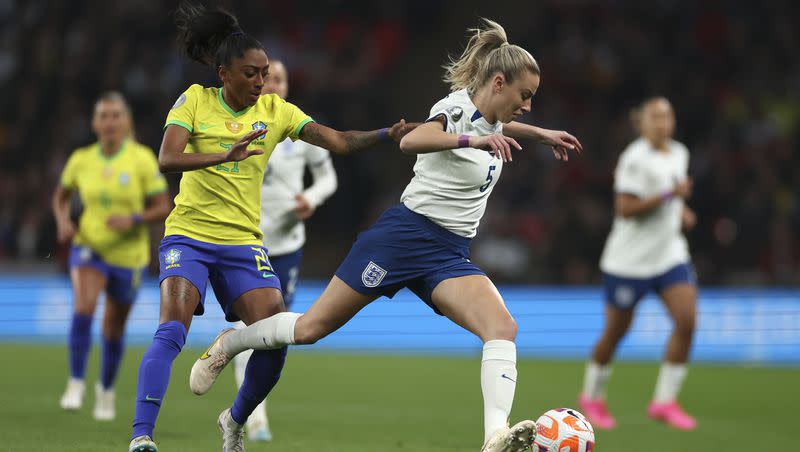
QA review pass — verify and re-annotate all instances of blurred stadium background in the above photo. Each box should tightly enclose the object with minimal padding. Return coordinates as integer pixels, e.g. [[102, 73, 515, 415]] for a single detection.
[[0, 0, 798, 451]]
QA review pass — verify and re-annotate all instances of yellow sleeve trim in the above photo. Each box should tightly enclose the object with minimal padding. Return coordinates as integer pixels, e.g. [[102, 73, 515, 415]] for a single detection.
[[165, 120, 193, 132], [292, 118, 314, 140]]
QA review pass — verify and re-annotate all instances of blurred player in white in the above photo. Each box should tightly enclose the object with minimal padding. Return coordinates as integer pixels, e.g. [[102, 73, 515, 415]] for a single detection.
[[231, 59, 338, 442], [192, 19, 582, 452], [579, 97, 698, 430]]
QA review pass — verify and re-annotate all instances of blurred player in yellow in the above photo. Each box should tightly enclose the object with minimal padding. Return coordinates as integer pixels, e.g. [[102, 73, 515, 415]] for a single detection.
[[52, 91, 171, 421], [129, 3, 412, 451]]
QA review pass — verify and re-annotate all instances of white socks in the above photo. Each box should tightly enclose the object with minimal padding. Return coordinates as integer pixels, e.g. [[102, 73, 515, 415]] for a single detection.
[[582, 361, 612, 400], [653, 362, 687, 403], [481, 340, 517, 443], [222, 312, 301, 356]]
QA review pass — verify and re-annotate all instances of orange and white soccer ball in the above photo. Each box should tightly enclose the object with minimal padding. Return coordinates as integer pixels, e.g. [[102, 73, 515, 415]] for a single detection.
[[533, 408, 595, 452]]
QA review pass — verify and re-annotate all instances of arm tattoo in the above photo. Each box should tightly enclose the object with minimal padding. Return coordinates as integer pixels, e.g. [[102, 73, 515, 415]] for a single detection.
[[301, 122, 381, 155], [342, 130, 380, 154]]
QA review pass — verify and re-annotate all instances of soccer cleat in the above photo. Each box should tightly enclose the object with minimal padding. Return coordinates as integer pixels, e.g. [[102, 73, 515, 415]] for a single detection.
[[189, 328, 234, 395], [93, 382, 116, 421], [245, 407, 272, 442], [59, 377, 85, 411], [218, 408, 245, 452], [578, 394, 616, 429], [481, 420, 537, 452], [647, 401, 697, 430], [129, 435, 157, 452]]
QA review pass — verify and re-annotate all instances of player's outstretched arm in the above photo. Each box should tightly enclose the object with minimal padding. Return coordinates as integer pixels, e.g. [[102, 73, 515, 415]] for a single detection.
[[504, 121, 582, 161], [157, 125, 264, 173], [400, 119, 521, 162], [298, 120, 413, 156]]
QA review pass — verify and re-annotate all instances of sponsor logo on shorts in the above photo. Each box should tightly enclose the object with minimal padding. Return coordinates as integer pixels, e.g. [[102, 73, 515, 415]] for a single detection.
[[78, 246, 92, 262], [361, 261, 387, 288], [164, 248, 182, 269], [614, 285, 635, 308]]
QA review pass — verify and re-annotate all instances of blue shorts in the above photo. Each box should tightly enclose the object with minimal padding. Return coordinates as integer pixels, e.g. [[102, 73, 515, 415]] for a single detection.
[[335, 203, 485, 315], [603, 263, 697, 310], [69, 245, 143, 305], [270, 249, 303, 308], [158, 235, 281, 322]]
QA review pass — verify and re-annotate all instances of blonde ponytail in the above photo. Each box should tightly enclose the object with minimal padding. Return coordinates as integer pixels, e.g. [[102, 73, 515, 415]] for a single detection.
[[443, 18, 540, 94]]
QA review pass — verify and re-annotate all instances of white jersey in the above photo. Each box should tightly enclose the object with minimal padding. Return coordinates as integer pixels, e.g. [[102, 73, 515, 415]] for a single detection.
[[401, 89, 503, 238], [259, 138, 337, 256], [600, 137, 691, 277]]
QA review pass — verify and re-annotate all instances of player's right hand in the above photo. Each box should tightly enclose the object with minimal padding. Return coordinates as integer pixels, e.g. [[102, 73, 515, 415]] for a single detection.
[[469, 133, 521, 163], [673, 178, 693, 199], [56, 221, 76, 244], [226, 129, 266, 162]]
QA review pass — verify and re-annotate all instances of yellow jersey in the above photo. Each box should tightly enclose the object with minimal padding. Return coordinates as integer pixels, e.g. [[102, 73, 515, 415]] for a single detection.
[[163, 84, 313, 245], [60, 140, 167, 269]]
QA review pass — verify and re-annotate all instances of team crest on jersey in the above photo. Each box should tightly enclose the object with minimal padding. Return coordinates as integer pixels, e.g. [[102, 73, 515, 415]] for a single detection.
[[225, 121, 244, 133], [251, 121, 268, 139], [119, 172, 130, 186], [164, 248, 182, 269], [447, 106, 463, 122], [361, 261, 387, 288], [171, 93, 186, 109]]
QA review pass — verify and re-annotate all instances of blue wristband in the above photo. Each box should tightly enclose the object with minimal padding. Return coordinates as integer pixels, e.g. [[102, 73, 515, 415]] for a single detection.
[[132, 214, 143, 225], [378, 127, 390, 142]]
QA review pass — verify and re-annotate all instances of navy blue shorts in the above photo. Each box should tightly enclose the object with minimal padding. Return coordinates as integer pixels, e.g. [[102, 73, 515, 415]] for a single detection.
[[158, 235, 281, 322], [69, 245, 143, 304], [270, 249, 303, 308], [603, 263, 697, 310], [335, 203, 485, 314]]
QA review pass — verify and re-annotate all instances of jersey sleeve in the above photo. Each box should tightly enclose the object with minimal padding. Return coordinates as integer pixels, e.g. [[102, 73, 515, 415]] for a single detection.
[[59, 150, 82, 189], [138, 147, 168, 196], [164, 85, 200, 132], [614, 152, 648, 197], [281, 101, 314, 141], [426, 100, 460, 134]]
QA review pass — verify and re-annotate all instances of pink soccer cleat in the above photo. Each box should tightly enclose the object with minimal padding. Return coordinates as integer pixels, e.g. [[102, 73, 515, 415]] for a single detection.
[[647, 401, 697, 430], [578, 394, 616, 429]]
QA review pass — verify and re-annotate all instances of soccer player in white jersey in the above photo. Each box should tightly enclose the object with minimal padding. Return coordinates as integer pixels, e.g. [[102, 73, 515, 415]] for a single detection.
[[231, 59, 338, 442], [191, 19, 582, 452], [579, 97, 698, 431]]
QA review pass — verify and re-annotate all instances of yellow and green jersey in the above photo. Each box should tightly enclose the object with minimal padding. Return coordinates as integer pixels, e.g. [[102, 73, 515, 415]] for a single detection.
[[60, 140, 167, 268], [163, 84, 313, 245]]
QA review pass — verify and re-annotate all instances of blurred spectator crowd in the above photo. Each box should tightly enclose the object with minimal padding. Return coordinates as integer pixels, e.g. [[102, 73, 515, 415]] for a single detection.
[[0, 0, 797, 285]]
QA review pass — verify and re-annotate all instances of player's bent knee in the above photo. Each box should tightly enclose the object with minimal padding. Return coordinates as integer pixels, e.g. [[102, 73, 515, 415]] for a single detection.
[[293, 322, 325, 345], [486, 315, 517, 341]]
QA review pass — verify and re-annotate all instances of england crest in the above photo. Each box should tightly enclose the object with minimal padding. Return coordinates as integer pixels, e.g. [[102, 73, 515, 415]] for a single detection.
[[361, 261, 387, 288]]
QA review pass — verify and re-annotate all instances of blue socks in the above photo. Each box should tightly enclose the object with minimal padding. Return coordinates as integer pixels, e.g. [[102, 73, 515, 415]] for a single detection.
[[132, 321, 187, 439], [68, 313, 93, 379], [100, 336, 124, 389], [230, 347, 288, 425]]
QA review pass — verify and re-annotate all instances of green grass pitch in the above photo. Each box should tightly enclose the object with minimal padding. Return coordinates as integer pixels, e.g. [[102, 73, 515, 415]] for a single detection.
[[0, 344, 796, 451]]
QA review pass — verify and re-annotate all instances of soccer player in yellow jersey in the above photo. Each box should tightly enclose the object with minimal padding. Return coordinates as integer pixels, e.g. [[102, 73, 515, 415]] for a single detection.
[[129, 4, 413, 452], [52, 91, 171, 422]]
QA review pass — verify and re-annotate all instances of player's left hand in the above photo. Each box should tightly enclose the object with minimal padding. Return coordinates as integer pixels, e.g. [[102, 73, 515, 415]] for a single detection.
[[538, 128, 583, 161], [294, 194, 315, 220], [387, 119, 419, 142], [107, 215, 135, 232]]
